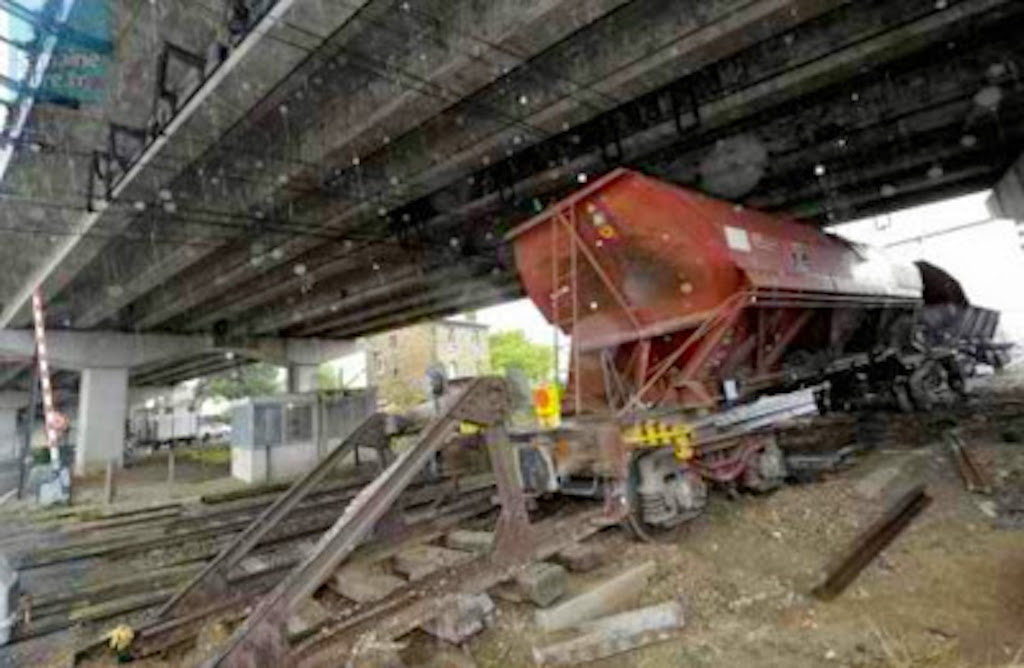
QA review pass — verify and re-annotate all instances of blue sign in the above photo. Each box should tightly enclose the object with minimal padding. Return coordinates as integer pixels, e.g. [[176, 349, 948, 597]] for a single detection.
[[38, 0, 114, 106]]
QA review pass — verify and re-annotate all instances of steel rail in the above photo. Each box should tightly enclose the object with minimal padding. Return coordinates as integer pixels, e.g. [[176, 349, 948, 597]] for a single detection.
[[156, 413, 389, 619], [208, 377, 507, 666], [812, 484, 931, 600]]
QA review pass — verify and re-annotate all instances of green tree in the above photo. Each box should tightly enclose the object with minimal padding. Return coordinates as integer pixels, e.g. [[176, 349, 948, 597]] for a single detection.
[[207, 362, 283, 399], [317, 364, 342, 391], [488, 330, 555, 383]]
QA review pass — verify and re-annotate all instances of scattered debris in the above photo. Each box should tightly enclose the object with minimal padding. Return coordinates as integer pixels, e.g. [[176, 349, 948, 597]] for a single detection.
[[976, 500, 999, 519], [444, 530, 494, 554], [286, 596, 330, 637], [393, 545, 475, 581], [332, 564, 406, 604], [947, 431, 993, 494], [535, 560, 656, 632], [552, 542, 604, 573], [346, 634, 407, 668], [812, 484, 931, 600], [421, 593, 496, 644], [995, 470, 1024, 529], [514, 562, 567, 608], [532, 599, 685, 665], [854, 463, 908, 500]]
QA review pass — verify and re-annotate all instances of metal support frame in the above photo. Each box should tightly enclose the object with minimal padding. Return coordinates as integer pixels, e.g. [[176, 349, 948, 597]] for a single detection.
[[86, 150, 112, 211], [208, 377, 507, 667], [759, 309, 814, 371], [152, 42, 206, 129], [155, 413, 390, 620], [618, 291, 750, 415], [487, 425, 536, 565], [107, 123, 148, 172]]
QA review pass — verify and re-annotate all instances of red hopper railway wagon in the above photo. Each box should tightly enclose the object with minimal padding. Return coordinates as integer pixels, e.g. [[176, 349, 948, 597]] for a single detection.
[[506, 168, 1005, 535]]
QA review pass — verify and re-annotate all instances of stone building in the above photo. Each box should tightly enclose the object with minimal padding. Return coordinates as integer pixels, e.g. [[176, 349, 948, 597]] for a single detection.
[[366, 317, 490, 408]]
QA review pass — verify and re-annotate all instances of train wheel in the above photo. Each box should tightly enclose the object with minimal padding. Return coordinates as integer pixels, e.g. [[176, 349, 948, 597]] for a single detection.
[[624, 449, 706, 542]]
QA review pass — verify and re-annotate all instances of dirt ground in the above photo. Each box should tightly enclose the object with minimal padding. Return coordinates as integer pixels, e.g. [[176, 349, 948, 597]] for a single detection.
[[8, 376, 1024, 668], [68, 445, 238, 506], [424, 373, 1024, 668]]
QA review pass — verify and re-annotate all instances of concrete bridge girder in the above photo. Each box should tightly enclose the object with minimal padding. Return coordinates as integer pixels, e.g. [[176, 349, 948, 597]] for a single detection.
[[0, 330, 356, 373], [204, 0, 1020, 338], [0, 0, 375, 329], [45, 0, 627, 332], [88, 0, 845, 334]]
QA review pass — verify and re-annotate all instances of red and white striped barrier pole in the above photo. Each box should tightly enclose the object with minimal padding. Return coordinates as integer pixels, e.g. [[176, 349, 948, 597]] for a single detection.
[[31, 289, 66, 470]]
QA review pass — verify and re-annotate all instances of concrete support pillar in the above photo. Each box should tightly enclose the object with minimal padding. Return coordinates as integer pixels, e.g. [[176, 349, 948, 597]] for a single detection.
[[76, 367, 128, 476], [287, 364, 319, 393], [0, 409, 16, 462], [0, 391, 29, 462]]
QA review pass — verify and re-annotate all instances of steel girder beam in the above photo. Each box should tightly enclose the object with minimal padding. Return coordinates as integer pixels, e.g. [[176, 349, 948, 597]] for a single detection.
[[173, 238, 500, 334], [130, 353, 237, 387], [834, 172, 1000, 223], [230, 260, 504, 338], [785, 164, 1002, 223], [289, 272, 515, 337], [114, 0, 845, 332], [304, 275, 523, 340], [133, 359, 250, 388]]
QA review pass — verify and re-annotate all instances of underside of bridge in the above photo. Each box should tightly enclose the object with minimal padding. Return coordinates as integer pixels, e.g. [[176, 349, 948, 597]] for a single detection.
[[0, 0, 1022, 387]]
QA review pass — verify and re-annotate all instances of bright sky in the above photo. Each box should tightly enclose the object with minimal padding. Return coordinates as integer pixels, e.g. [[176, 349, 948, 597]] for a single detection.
[[829, 191, 1024, 339]]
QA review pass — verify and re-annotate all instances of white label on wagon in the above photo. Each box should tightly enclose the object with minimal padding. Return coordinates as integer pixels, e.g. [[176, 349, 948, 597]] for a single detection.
[[724, 225, 751, 252]]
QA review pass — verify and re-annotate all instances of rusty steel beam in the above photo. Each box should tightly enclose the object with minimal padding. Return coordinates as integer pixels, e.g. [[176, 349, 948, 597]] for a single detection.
[[208, 377, 508, 666], [812, 484, 931, 601], [946, 430, 993, 495], [156, 413, 390, 620]]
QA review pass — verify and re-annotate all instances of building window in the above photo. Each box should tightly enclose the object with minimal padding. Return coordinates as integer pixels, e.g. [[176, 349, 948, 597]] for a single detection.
[[285, 404, 313, 442], [392, 366, 399, 378], [389, 333, 397, 348]]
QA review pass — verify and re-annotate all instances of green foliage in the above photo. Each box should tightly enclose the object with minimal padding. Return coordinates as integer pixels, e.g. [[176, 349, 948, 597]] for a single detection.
[[207, 362, 283, 400], [317, 364, 342, 391], [379, 377, 426, 411], [488, 330, 555, 383]]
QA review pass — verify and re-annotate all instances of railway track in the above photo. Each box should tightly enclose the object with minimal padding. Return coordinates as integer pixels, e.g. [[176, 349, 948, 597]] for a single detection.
[[0, 471, 497, 660], [4, 386, 1022, 666]]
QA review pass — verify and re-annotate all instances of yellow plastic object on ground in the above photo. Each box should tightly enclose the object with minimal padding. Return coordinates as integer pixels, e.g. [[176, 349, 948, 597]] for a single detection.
[[459, 421, 483, 435], [106, 624, 134, 653], [532, 384, 562, 428], [621, 420, 694, 461]]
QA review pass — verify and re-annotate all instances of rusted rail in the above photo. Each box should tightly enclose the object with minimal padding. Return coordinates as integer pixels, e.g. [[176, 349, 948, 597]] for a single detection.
[[156, 413, 390, 619], [208, 377, 508, 667], [293, 507, 614, 667], [946, 431, 992, 495], [812, 484, 931, 601]]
